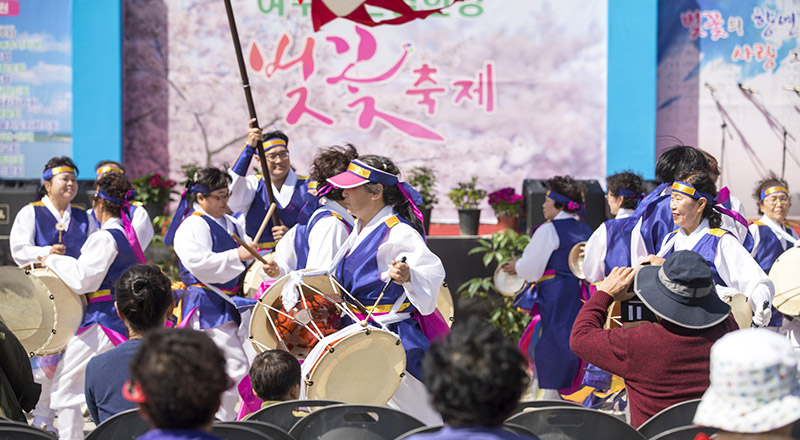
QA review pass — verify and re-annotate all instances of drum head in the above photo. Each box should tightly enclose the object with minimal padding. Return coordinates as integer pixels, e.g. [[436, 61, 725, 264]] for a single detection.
[[0, 266, 56, 356], [725, 294, 752, 330], [243, 253, 277, 299], [249, 271, 342, 359], [304, 326, 405, 405], [771, 247, 800, 316], [436, 282, 454, 327], [493, 265, 525, 297]]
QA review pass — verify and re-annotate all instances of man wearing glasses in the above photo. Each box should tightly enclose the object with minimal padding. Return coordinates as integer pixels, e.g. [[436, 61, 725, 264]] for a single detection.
[[228, 119, 311, 251]]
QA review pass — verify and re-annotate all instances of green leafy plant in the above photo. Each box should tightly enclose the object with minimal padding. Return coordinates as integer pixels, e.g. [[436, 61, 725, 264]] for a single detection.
[[131, 172, 177, 207], [448, 177, 487, 210], [458, 229, 532, 339], [407, 166, 439, 211]]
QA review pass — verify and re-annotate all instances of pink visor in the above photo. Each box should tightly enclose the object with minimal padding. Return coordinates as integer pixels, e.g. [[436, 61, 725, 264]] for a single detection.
[[327, 160, 399, 189]]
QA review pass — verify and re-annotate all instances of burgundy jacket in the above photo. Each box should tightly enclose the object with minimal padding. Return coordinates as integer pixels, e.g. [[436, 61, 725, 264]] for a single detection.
[[569, 291, 737, 427]]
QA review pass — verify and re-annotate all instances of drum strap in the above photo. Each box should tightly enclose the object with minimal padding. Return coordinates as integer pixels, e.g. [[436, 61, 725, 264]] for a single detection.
[[87, 289, 112, 304], [347, 302, 411, 315]]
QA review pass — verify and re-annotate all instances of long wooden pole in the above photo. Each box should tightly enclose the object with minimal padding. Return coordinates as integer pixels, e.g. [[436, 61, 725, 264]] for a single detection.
[[223, 0, 281, 226]]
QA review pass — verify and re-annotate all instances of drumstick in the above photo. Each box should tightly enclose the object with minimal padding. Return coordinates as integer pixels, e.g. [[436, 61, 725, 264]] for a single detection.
[[361, 257, 407, 327], [253, 203, 277, 244], [230, 233, 268, 265]]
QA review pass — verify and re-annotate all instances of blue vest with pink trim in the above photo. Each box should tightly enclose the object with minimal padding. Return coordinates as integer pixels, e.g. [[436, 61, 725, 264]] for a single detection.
[[177, 212, 242, 328], [31, 202, 90, 259], [662, 228, 730, 286], [294, 209, 351, 270], [231, 145, 309, 248], [603, 217, 635, 276], [80, 229, 137, 337], [752, 221, 794, 273]]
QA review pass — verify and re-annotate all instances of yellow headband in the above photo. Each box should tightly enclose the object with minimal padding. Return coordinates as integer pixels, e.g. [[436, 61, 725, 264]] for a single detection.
[[263, 138, 287, 151], [761, 186, 788, 200], [96, 165, 124, 177], [671, 182, 696, 197]]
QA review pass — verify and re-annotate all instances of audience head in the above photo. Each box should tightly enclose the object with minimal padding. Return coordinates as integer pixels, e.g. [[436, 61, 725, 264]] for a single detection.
[[310, 144, 358, 202], [634, 250, 730, 329], [128, 328, 229, 431], [114, 265, 174, 336], [249, 350, 301, 402], [606, 171, 645, 214], [694, 328, 800, 436], [654, 146, 709, 184], [753, 172, 791, 220], [544, 175, 586, 220], [424, 316, 530, 427]]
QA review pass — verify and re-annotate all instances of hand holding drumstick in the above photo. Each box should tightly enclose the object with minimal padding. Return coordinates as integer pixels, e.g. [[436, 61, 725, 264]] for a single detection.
[[388, 257, 411, 284]]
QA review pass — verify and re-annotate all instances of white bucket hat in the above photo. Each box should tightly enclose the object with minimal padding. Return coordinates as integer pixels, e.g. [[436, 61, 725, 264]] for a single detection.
[[693, 328, 800, 433]]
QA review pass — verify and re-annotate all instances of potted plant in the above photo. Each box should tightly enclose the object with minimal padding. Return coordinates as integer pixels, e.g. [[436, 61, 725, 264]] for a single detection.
[[488, 187, 524, 231], [407, 166, 439, 234], [448, 177, 487, 235], [131, 172, 177, 219]]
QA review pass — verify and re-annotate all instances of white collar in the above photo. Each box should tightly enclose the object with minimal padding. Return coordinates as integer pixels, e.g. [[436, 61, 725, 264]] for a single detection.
[[42, 194, 71, 223], [272, 169, 299, 208], [553, 210, 579, 221], [101, 217, 124, 231], [616, 208, 634, 219], [678, 218, 710, 238], [319, 198, 355, 227]]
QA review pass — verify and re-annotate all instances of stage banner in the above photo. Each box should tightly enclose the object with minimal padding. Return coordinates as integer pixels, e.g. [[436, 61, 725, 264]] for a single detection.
[[157, 0, 607, 221], [0, 0, 72, 179], [657, 0, 800, 216]]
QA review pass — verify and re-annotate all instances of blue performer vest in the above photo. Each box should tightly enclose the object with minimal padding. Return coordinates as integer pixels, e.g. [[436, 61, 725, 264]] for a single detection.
[[662, 228, 730, 286], [752, 221, 795, 273], [294, 209, 351, 270], [517, 218, 592, 390], [177, 212, 243, 328], [231, 143, 310, 249], [31, 202, 91, 258], [334, 215, 429, 381], [620, 182, 671, 256], [603, 217, 635, 276], [80, 228, 138, 337]]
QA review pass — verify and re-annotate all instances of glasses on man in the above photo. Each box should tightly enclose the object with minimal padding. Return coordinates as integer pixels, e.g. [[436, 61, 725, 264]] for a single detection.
[[266, 151, 289, 162], [763, 195, 790, 206], [206, 191, 230, 202]]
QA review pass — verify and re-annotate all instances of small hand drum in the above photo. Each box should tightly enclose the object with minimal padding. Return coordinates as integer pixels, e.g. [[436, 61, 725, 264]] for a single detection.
[[436, 282, 455, 327], [771, 247, 800, 317], [0, 266, 85, 356], [249, 271, 343, 360], [493, 263, 525, 297], [724, 293, 753, 330], [301, 323, 406, 405]]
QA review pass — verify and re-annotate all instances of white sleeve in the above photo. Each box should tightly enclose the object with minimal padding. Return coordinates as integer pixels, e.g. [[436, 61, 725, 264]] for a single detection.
[[582, 224, 607, 283], [305, 216, 352, 271], [45, 231, 118, 294], [715, 234, 774, 311], [376, 224, 445, 315], [630, 218, 648, 266], [173, 216, 246, 284], [9, 204, 50, 266], [273, 226, 296, 276], [748, 223, 761, 257], [228, 171, 260, 214], [515, 223, 558, 282], [132, 205, 155, 251]]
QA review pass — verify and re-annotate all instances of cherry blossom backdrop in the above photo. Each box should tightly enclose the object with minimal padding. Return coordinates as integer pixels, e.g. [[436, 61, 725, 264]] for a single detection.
[[124, 0, 607, 221]]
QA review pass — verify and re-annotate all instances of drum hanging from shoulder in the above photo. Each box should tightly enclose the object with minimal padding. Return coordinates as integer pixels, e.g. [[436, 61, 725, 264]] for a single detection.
[[242, 253, 278, 299], [0, 266, 85, 357], [770, 247, 800, 317], [249, 271, 343, 360], [436, 282, 455, 327], [301, 323, 405, 405]]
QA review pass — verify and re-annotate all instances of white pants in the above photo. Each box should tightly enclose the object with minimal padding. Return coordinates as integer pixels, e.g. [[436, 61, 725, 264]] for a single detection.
[[31, 359, 55, 428], [237, 307, 259, 365], [185, 316, 249, 421], [780, 317, 800, 370], [51, 325, 115, 440], [387, 374, 443, 426]]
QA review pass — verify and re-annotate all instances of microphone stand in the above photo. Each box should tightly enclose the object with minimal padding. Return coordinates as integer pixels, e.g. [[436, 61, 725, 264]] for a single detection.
[[740, 86, 796, 179], [705, 84, 732, 186]]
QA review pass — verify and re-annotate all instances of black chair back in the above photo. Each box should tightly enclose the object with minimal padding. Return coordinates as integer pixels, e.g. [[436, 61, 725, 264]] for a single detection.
[[211, 423, 273, 440], [637, 399, 701, 439], [245, 399, 342, 432], [0, 425, 57, 439], [85, 408, 149, 440], [512, 399, 583, 417], [289, 404, 425, 440], [649, 425, 716, 440], [221, 421, 293, 440], [394, 425, 442, 440], [506, 407, 645, 440]]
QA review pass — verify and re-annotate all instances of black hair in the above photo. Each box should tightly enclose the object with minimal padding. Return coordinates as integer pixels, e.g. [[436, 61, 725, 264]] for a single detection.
[[360, 155, 425, 235], [424, 317, 529, 427], [607, 171, 645, 210], [696, 148, 720, 179], [114, 265, 173, 335], [38, 156, 78, 199], [189, 167, 231, 205], [682, 173, 721, 228], [94, 172, 134, 218], [654, 146, 709, 183], [95, 160, 124, 173], [130, 328, 228, 430], [263, 130, 289, 149], [753, 172, 790, 216], [310, 144, 358, 202], [249, 350, 301, 401], [547, 175, 586, 213]]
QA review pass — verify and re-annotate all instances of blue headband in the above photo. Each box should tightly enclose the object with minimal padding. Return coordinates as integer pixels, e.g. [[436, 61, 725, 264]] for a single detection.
[[163, 181, 227, 246], [43, 166, 77, 180], [615, 188, 644, 198], [546, 189, 584, 213], [671, 181, 715, 204], [95, 188, 137, 206]]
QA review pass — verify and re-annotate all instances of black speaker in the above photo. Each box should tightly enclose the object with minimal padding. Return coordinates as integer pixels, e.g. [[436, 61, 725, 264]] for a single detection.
[[522, 179, 607, 235]]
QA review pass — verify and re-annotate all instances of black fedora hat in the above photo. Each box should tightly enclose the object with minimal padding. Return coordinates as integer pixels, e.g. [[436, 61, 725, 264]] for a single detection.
[[634, 250, 731, 329]]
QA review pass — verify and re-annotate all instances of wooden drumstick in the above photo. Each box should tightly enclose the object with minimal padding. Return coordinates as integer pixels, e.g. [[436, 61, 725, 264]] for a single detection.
[[361, 257, 407, 327], [253, 203, 277, 244], [230, 233, 268, 265]]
